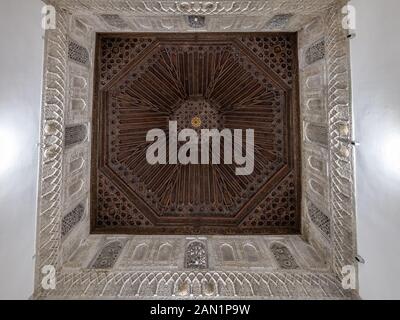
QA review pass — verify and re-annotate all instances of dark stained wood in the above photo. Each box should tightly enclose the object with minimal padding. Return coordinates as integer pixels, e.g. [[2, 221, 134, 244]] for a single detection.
[[91, 33, 301, 235]]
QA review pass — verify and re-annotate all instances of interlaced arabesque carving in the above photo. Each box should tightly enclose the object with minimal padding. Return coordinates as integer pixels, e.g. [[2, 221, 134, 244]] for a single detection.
[[305, 39, 325, 65], [68, 40, 90, 66], [92, 34, 300, 234], [61, 203, 85, 237], [90, 240, 124, 269], [64, 124, 87, 147], [270, 243, 299, 269], [185, 241, 208, 269], [53, 0, 338, 17], [325, 5, 356, 276], [308, 200, 331, 239]]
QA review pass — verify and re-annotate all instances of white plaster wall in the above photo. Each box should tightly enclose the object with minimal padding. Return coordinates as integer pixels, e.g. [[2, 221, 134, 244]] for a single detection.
[[0, 0, 44, 299], [350, 0, 400, 299]]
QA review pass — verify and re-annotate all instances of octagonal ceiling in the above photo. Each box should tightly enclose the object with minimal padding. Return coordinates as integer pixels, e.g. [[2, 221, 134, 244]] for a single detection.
[[91, 33, 300, 234], [46, 0, 340, 33]]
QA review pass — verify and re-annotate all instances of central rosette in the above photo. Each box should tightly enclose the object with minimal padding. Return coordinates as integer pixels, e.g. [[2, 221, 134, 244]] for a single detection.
[[171, 98, 223, 134]]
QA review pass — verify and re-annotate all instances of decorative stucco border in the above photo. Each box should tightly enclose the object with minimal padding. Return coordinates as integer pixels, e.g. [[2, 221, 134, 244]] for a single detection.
[[35, 9, 69, 287], [48, 0, 337, 16], [34, 0, 357, 299], [46, 270, 351, 299], [325, 4, 357, 276]]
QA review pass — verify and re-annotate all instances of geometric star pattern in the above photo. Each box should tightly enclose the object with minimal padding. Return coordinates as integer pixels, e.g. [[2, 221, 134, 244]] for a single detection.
[[91, 33, 300, 234]]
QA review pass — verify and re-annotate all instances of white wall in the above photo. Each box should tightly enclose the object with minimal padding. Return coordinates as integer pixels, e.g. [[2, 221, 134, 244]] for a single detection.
[[350, 0, 400, 299], [0, 0, 44, 299]]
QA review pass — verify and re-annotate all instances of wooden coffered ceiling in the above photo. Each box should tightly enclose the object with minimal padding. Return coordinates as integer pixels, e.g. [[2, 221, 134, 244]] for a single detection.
[[91, 33, 301, 234]]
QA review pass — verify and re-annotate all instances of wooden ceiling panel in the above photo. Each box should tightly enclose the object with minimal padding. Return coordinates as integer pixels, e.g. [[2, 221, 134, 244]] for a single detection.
[[91, 33, 301, 234]]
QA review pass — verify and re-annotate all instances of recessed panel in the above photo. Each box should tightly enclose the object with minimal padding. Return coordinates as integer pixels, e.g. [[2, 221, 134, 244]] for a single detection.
[[91, 33, 301, 234]]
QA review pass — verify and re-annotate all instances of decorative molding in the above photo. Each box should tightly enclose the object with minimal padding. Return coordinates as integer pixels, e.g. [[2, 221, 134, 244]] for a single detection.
[[325, 3, 356, 275], [35, 9, 69, 294], [298, 14, 331, 261], [67, 63, 90, 124], [36, 270, 353, 299], [48, 0, 338, 17]]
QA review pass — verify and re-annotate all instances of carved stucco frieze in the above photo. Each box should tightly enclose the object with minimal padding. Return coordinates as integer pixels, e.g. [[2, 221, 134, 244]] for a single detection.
[[47, 0, 338, 17], [325, 4, 356, 275], [35, 10, 69, 293], [43, 0, 340, 33], [39, 270, 353, 299]]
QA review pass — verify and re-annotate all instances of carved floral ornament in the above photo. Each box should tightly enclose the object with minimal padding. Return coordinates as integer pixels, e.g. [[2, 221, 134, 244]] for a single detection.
[[47, 0, 339, 16]]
